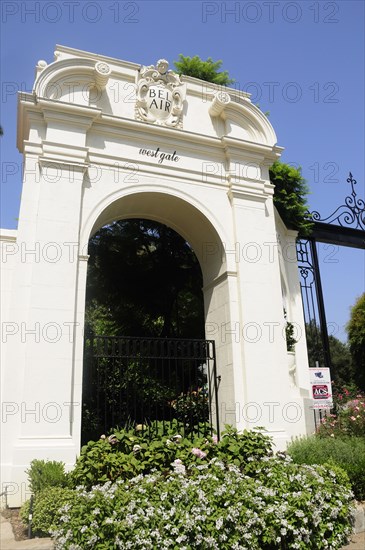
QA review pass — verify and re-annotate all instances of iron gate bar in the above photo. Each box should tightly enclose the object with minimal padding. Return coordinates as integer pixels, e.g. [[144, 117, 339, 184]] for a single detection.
[[93, 335, 214, 359], [311, 223, 365, 250], [309, 239, 331, 368], [82, 335, 219, 442], [297, 239, 327, 367]]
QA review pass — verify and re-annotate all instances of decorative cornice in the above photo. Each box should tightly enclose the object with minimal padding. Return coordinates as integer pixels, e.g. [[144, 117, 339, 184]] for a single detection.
[[0, 230, 17, 242], [181, 76, 251, 101], [78, 254, 90, 262], [228, 187, 268, 204], [222, 136, 283, 160], [54, 44, 140, 71], [38, 157, 89, 173], [37, 98, 101, 123], [203, 270, 238, 292], [17, 93, 101, 151], [93, 113, 225, 152], [23, 141, 44, 156]]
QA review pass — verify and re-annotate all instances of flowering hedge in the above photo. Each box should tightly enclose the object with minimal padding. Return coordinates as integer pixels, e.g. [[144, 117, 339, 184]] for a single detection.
[[70, 424, 272, 489], [317, 392, 365, 438], [20, 426, 355, 548], [50, 457, 354, 549]]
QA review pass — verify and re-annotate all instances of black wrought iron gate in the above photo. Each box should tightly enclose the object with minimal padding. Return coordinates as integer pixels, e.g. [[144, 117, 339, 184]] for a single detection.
[[297, 173, 365, 370], [82, 335, 219, 443]]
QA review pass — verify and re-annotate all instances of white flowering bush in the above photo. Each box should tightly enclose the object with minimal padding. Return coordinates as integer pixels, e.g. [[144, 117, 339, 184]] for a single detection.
[[50, 456, 354, 550]]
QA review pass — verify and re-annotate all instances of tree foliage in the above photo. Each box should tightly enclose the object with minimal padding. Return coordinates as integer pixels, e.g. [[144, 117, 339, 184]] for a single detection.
[[269, 161, 313, 236], [347, 293, 365, 390], [173, 54, 234, 85], [85, 219, 204, 339]]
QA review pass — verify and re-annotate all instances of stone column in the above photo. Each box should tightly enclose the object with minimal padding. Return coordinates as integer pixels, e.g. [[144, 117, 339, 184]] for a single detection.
[[227, 179, 294, 444], [2, 100, 98, 505]]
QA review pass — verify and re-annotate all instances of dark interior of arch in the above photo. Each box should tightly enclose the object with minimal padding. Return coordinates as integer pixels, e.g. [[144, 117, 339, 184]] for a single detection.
[[85, 218, 205, 339]]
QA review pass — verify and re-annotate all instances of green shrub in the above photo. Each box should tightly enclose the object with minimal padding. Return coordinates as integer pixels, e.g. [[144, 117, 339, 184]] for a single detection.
[[25, 459, 69, 496], [70, 422, 273, 489], [173, 54, 234, 85], [70, 421, 211, 488], [216, 425, 273, 469], [287, 435, 365, 500], [52, 457, 354, 549], [20, 487, 76, 536]]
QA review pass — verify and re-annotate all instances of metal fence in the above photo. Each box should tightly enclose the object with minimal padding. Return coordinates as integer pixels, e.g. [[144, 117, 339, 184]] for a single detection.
[[82, 335, 219, 443]]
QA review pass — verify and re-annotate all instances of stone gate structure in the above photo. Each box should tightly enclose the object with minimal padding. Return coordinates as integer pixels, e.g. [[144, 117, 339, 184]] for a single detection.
[[1, 46, 314, 505]]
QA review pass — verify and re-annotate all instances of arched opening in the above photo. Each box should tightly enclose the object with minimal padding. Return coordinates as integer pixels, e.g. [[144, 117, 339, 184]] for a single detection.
[[80, 192, 226, 443], [85, 218, 205, 339]]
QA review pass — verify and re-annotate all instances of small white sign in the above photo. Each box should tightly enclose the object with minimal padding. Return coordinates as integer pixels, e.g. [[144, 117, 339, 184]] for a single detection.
[[309, 367, 333, 409]]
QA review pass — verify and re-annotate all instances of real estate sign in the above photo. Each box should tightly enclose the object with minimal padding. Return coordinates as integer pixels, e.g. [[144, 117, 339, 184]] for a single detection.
[[309, 367, 333, 409]]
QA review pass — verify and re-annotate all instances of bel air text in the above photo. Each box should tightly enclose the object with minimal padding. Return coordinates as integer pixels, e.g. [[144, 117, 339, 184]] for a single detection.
[[139, 147, 180, 165], [148, 87, 171, 113]]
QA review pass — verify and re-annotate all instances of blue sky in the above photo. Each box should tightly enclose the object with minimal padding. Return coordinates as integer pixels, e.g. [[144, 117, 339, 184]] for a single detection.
[[1, 0, 364, 342]]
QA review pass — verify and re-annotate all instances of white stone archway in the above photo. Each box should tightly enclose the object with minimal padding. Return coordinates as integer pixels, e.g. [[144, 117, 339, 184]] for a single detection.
[[1, 46, 314, 505]]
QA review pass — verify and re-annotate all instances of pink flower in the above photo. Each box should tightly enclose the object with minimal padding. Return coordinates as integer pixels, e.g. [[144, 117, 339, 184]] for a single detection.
[[212, 435, 218, 445], [350, 416, 356, 421], [192, 447, 207, 459]]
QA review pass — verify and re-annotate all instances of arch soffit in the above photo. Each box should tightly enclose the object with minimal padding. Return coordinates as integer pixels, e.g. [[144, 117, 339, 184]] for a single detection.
[[81, 185, 229, 281]]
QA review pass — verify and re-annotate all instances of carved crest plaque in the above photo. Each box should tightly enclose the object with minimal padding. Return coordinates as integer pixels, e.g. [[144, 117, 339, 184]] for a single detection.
[[135, 59, 186, 128]]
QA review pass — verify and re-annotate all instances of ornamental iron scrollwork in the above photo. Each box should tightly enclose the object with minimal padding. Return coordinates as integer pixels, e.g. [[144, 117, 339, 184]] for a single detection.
[[296, 240, 319, 331], [311, 172, 365, 230]]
